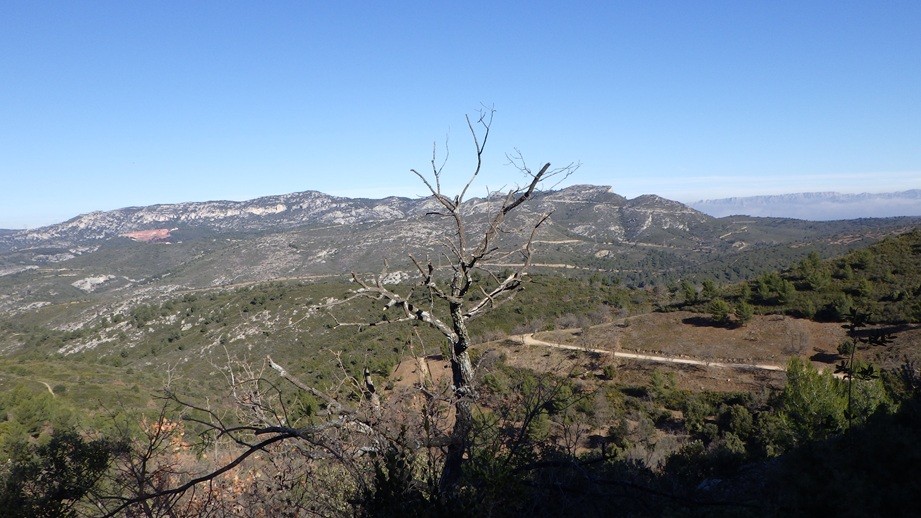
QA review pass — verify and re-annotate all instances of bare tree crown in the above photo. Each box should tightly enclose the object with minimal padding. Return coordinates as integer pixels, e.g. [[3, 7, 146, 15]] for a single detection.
[[352, 106, 578, 336], [349, 106, 577, 492]]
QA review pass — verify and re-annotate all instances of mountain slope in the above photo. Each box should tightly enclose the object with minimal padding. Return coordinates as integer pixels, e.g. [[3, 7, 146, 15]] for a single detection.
[[2, 185, 919, 320], [1, 185, 715, 251], [0, 191, 426, 248]]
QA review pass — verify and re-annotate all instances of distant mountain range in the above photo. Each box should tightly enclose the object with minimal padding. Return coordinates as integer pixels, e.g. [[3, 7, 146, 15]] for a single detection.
[[0, 186, 709, 250], [2, 185, 920, 318], [690, 190, 921, 220]]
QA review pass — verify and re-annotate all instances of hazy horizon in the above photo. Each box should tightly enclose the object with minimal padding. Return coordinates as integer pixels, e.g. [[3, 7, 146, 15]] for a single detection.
[[2, 2, 919, 228]]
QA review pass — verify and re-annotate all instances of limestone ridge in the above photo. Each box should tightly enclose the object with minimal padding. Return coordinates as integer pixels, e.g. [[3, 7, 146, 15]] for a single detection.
[[0, 185, 711, 250], [0, 191, 418, 247]]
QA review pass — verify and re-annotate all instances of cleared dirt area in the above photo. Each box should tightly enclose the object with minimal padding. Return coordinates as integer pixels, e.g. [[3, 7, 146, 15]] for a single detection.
[[535, 311, 848, 369], [488, 337, 787, 393], [476, 311, 853, 393], [390, 312, 919, 394], [390, 354, 452, 389], [866, 324, 921, 369]]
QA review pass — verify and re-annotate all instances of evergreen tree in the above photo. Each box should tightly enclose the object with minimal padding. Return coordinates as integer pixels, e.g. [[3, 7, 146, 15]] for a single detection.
[[735, 300, 754, 325], [708, 298, 732, 326]]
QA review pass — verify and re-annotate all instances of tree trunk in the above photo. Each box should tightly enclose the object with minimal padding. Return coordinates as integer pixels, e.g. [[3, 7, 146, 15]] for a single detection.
[[439, 303, 476, 494]]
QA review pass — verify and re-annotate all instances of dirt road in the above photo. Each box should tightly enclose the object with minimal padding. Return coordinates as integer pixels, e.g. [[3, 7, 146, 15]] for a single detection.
[[514, 334, 786, 373], [40, 381, 55, 397]]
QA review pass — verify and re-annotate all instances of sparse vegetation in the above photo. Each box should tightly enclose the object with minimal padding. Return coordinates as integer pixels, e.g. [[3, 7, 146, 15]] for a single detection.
[[2, 187, 921, 514]]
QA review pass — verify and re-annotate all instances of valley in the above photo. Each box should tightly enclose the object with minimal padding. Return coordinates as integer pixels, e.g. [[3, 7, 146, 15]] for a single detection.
[[3, 186, 919, 319], [5, 2, 920, 513], [1, 187, 920, 516]]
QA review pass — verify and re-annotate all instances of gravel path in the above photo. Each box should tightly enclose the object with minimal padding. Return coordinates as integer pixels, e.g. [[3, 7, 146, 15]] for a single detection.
[[514, 334, 786, 372]]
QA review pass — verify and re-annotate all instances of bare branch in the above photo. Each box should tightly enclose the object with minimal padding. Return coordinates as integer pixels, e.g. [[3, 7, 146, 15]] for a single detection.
[[267, 355, 348, 416], [464, 212, 550, 320], [350, 271, 458, 341], [457, 105, 494, 205], [364, 367, 382, 419], [99, 431, 300, 518]]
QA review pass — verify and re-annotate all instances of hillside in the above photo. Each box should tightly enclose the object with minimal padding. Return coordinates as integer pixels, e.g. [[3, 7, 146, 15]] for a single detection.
[[3, 229, 921, 404], [743, 228, 921, 324], [2, 209, 920, 515], [3, 185, 919, 324]]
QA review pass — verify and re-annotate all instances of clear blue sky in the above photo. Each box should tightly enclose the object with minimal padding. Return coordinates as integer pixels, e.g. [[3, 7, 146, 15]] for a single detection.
[[2, 1, 919, 228]]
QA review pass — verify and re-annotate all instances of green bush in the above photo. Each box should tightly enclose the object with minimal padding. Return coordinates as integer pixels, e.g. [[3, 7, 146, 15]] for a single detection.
[[707, 298, 732, 325], [781, 357, 846, 443], [0, 430, 122, 518]]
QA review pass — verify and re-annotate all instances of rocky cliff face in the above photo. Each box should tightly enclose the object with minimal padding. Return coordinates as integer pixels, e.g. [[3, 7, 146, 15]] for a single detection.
[[0, 191, 425, 247], [0, 186, 711, 251]]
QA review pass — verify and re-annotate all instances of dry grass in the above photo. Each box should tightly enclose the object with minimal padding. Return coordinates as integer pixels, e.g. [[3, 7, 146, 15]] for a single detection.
[[491, 340, 787, 394], [537, 311, 848, 367], [474, 311, 859, 393], [391, 311, 918, 395]]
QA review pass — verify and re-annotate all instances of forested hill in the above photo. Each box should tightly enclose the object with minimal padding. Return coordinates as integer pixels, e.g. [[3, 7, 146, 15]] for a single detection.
[[747, 228, 921, 324]]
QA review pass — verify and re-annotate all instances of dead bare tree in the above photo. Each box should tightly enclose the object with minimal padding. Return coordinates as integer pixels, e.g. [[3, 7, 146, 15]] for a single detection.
[[341, 106, 577, 492], [97, 108, 577, 514]]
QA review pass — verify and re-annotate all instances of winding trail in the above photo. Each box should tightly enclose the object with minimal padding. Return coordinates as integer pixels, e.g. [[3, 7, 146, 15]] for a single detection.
[[513, 334, 786, 373], [39, 381, 55, 397]]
